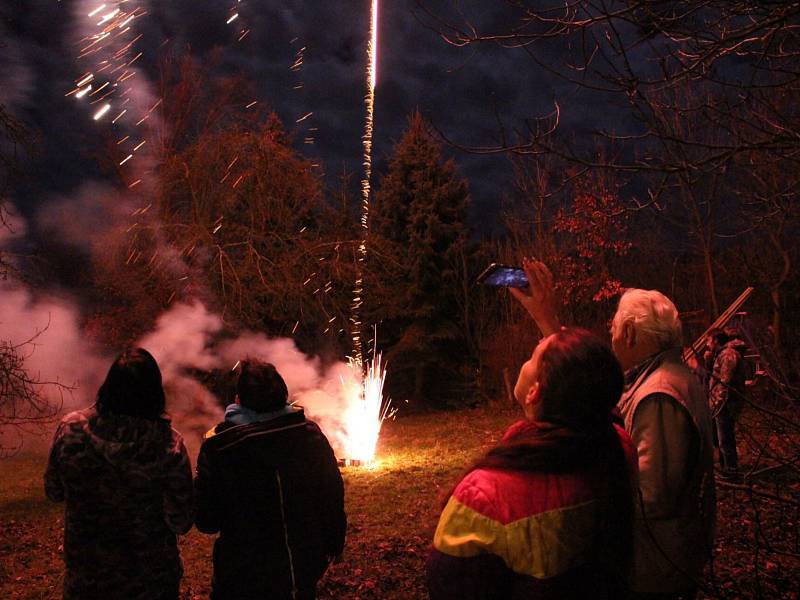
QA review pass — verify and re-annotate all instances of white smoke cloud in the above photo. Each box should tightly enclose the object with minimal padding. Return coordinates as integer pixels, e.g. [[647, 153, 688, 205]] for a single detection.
[[0, 283, 108, 455], [137, 300, 362, 456], [0, 291, 365, 459], [36, 181, 136, 250], [1, 285, 106, 404]]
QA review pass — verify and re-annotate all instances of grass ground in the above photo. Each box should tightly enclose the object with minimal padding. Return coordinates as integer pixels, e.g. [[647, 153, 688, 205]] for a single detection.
[[0, 405, 513, 600], [1, 404, 798, 599]]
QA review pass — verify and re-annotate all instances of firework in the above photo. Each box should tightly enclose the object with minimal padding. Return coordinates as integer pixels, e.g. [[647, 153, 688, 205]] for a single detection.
[[69, 1, 149, 122], [341, 350, 393, 465], [337, 0, 388, 467], [351, 0, 379, 369]]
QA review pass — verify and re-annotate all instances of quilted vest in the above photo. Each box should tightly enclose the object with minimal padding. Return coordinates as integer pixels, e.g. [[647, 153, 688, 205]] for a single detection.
[[617, 348, 716, 593]]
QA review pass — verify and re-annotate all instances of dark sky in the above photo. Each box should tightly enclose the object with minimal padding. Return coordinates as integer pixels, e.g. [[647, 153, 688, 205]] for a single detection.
[[1, 0, 610, 233]]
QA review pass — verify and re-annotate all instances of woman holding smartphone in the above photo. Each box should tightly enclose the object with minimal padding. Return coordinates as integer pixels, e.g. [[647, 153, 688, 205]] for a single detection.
[[426, 328, 637, 600]]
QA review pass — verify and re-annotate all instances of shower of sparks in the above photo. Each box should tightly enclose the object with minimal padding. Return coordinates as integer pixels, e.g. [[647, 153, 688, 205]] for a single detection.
[[341, 350, 393, 464], [68, 0, 158, 178], [227, 1, 250, 42], [351, 0, 379, 371]]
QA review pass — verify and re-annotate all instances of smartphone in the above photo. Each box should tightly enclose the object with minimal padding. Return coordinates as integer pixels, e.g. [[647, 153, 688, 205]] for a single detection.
[[476, 263, 529, 288]]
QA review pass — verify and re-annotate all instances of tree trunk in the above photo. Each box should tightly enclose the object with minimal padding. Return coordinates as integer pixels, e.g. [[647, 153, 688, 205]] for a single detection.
[[702, 240, 720, 318], [770, 289, 784, 371]]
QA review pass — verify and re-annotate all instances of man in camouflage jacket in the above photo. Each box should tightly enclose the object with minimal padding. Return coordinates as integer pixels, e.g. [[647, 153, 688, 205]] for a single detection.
[[707, 330, 749, 480]]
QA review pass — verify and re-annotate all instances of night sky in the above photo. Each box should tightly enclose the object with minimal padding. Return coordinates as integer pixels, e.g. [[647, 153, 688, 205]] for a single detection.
[[1, 0, 608, 235]]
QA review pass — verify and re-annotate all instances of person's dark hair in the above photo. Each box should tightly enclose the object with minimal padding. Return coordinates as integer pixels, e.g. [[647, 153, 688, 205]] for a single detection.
[[236, 360, 288, 412], [457, 328, 633, 594], [96, 347, 166, 420], [708, 328, 730, 346]]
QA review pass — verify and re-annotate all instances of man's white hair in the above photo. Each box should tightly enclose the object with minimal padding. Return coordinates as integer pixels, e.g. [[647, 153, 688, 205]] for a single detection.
[[612, 288, 683, 349]]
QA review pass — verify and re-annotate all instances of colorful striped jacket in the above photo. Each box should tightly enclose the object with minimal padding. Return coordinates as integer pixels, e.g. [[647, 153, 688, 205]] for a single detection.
[[427, 420, 637, 600]]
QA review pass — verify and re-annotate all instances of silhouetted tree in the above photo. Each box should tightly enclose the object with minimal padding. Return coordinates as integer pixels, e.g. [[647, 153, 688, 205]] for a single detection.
[[365, 112, 472, 406], [90, 59, 358, 353]]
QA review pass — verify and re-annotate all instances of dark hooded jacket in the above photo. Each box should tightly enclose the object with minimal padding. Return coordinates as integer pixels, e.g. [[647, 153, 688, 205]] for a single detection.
[[44, 407, 194, 600], [195, 406, 346, 600]]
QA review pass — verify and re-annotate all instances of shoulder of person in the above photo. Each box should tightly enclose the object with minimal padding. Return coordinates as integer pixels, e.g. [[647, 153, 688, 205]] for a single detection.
[[633, 392, 694, 436], [719, 345, 743, 360], [54, 407, 94, 437], [301, 415, 335, 443], [61, 407, 94, 424], [450, 469, 504, 515]]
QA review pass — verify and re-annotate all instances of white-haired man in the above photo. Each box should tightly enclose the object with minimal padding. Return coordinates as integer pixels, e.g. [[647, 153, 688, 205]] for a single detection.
[[511, 259, 715, 600]]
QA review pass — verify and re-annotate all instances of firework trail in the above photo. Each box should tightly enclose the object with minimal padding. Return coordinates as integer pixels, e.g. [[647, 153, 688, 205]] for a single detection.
[[66, 1, 157, 179], [67, 1, 250, 180], [339, 0, 393, 465], [351, 0, 379, 370]]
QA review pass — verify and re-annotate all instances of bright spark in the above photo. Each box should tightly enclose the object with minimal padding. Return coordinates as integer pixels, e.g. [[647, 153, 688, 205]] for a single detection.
[[98, 8, 120, 26], [370, 0, 379, 90], [93, 103, 111, 120], [226, 13, 239, 24], [88, 4, 106, 18]]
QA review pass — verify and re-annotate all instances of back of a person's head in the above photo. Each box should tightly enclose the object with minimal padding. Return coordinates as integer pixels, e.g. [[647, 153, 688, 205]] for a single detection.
[[536, 328, 633, 589], [613, 288, 683, 350], [96, 347, 166, 420], [536, 328, 624, 430], [236, 360, 288, 412], [708, 328, 730, 347]]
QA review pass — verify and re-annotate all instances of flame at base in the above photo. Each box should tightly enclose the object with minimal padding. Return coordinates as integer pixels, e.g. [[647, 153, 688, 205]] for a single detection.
[[340, 353, 391, 464]]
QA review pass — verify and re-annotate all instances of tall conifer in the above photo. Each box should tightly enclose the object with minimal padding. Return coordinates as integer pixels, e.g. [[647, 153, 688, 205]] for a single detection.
[[366, 111, 471, 405]]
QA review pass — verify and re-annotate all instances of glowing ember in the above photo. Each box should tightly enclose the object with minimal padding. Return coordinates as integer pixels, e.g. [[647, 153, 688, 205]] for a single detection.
[[340, 352, 392, 465]]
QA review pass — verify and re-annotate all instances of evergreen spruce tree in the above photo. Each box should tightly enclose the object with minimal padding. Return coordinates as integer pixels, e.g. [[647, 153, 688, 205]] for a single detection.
[[365, 111, 471, 406]]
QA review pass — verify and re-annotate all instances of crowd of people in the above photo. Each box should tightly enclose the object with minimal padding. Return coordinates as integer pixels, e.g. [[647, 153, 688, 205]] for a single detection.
[[43, 258, 746, 599]]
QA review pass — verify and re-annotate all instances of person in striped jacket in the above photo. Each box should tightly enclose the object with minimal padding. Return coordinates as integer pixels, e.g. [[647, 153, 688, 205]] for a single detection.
[[427, 328, 637, 599]]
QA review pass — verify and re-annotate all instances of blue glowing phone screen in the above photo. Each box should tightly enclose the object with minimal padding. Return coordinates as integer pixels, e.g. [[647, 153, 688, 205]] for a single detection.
[[483, 267, 528, 288]]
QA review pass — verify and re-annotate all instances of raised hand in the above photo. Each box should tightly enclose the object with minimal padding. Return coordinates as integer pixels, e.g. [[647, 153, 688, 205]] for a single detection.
[[509, 258, 561, 336]]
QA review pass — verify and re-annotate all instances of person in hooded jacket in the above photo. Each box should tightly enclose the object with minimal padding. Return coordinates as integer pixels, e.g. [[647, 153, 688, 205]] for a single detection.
[[195, 359, 346, 600], [44, 347, 194, 600]]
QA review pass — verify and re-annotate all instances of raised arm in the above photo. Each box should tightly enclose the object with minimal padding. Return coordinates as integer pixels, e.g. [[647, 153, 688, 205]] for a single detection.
[[509, 258, 561, 337]]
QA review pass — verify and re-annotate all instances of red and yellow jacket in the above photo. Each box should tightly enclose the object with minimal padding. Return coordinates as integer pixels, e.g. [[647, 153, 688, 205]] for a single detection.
[[426, 420, 637, 600]]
